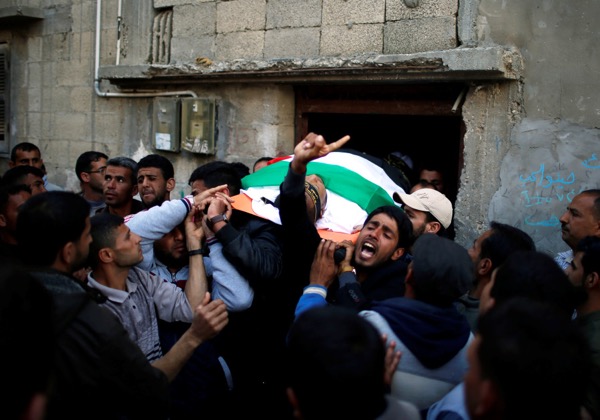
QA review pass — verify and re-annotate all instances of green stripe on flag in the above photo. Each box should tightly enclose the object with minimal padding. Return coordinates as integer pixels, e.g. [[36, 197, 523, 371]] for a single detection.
[[242, 160, 395, 214]]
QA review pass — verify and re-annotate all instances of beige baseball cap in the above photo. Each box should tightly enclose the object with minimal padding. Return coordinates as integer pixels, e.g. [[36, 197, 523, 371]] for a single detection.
[[393, 188, 453, 229]]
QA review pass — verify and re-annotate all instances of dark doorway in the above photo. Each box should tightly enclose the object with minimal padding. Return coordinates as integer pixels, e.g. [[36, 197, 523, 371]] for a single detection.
[[294, 84, 466, 203]]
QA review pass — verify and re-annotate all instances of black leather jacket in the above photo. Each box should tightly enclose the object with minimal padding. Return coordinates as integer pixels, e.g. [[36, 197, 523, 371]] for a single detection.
[[32, 270, 170, 420], [215, 210, 284, 292]]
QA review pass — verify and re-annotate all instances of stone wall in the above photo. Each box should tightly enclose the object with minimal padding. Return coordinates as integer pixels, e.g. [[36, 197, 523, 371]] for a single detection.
[[161, 0, 458, 62]]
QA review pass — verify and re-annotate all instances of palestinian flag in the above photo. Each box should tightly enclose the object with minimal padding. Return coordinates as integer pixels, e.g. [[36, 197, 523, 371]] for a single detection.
[[235, 149, 407, 239]]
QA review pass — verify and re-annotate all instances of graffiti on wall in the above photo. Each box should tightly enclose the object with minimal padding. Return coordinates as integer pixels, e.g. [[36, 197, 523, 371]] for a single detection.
[[518, 153, 600, 227]]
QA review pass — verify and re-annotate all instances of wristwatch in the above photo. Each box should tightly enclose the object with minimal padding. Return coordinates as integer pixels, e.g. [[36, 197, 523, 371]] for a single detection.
[[207, 213, 228, 229]]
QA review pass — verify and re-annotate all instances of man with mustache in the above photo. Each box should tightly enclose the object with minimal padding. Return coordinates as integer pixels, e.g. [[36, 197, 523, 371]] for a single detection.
[[16, 191, 171, 419], [137, 154, 175, 209], [86, 210, 228, 379], [99, 156, 145, 217], [75, 151, 109, 215], [296, 203, 413, 315], [555, 189, 600, 270]]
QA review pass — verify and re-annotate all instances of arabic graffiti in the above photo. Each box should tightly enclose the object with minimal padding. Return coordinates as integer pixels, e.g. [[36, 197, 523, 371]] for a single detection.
[[521, 189, 578, 208], [518, 154, 599, 227], [583, 153, 600, 169], [519, 163, 575, 189], [524, 215, 561, 227]]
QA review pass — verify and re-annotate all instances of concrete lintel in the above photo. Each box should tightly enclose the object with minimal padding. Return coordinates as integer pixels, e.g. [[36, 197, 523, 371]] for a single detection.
[[99, 45, 523, 86], [0, 6, 44, 25]]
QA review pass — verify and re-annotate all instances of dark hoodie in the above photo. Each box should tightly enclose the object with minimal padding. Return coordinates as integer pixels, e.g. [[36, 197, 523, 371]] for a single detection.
[[371, 297, 470, 369]]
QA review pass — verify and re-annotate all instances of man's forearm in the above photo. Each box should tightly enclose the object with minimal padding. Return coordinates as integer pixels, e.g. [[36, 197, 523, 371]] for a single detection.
[[184, 252, 208, 310], [151, 328, 202, 382]]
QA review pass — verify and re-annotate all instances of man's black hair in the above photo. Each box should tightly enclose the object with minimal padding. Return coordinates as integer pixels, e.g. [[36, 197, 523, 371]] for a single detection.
[[490, 250, 581, 317], [16, 192, 90, 267], [88, 213, 124, 269], [188, 161, 242, 195], [0, 184, 31, 214], [576, 235, 600, 278], [479, 221, 536, 271], [476, 297, 590, 420], [252, 156, 273, 172], [10, 142, 40, 162], [137, 154, 175, 181], [230, 161, 250, 179], [286, 306, 387, 419], [75, 151, 109, 182], [1, 165, 45, 187], [363, 205, 413, 250]]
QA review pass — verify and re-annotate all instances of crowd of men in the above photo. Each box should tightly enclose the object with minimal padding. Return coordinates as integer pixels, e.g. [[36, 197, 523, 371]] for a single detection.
[[1, 138, 599, 420]]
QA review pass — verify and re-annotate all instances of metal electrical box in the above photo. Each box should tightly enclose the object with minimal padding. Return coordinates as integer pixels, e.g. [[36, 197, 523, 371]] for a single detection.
[[180, 98, 216, 155], [153, 98, 180, 152]]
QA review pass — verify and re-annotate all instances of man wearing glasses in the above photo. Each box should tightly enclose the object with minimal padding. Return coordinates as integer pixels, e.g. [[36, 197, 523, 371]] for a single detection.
[[75, 151, 109, 215]]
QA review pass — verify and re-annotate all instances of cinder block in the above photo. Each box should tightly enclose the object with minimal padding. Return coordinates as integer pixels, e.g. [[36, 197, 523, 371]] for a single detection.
[[265, 27, 320, 58], [276, 123, 295, 154], [386, 0, 458, 20], [77, 31, 95, 61], [3, 0, 42, 8], [172, 3, 216, 37], [216, 31, 264, 60], [27, 88, 42, 113], [266, 0, 322, 29], [48, 87, 72, 113], [39, 62, 55, 88], [170, 35, 215, 64], [55, 61, 90, 87], [321, 23, 383, 56], [92, 113, 124, 144], [217, 0, 266, 33], [52, 113, 87, 141], [384, 17, 457, 54], [42, 33, 71, 62], [154, 0, 212, 8], [27, 62, 42, 89], [69, 86, 93, 113], [23, 112, 42, 141], [322, 0, 385, 25], [43, 139, 71, 166], [99, 28, 118, 62], [42, 5, 72, 36], [71, 1, 96, 32], [26, 37, 43, 62]]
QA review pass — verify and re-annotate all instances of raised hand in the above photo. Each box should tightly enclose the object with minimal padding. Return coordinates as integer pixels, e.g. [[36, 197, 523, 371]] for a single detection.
[[291, 132, 350, 173], [184, 205, 205, 252], [189, 292, 229, 342], [192, 184, 229, 206], [308, 239, 339, 288]]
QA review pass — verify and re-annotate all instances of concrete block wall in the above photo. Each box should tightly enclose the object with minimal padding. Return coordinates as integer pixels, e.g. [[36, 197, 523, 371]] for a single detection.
[[166, 0, 459, 63], [2, 0, 297, 195], [3, 0, 43, 8], [0, 0, 469, 201]]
